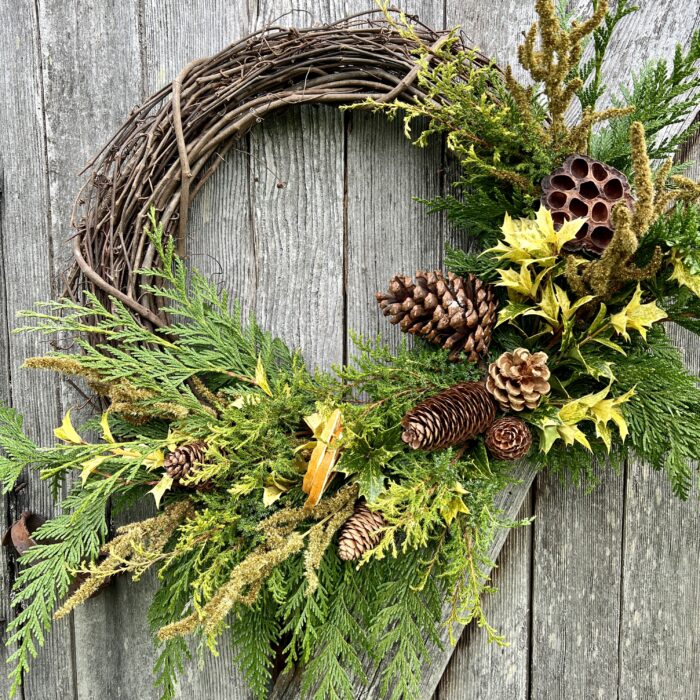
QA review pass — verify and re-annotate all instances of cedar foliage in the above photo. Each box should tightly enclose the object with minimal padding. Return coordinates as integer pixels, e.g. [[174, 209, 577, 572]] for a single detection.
[[0, 219, 518, 699]]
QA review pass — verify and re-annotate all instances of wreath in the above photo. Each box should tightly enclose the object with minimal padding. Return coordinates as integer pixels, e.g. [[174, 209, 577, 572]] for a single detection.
[[2, 2, 700, 699]]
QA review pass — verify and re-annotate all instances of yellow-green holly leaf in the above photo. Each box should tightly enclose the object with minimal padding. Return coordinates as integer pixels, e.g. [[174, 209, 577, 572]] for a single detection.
[[610, 284, 667, 341], [80, 455, 109, 485], [143, 449, 165, 471], [255, 357, 273, 397], [54, 410, 83, 444], [496, 263, 548, 299], [557, 424, 592, 450], [669, 252, 700, 297], [150, 474, 174, 509], [524, 277, 559, 326], [555, 284, 595, 322], [440, 494, 469, 525], [496, 302, 530, 327], [488, 207, 585, 268]]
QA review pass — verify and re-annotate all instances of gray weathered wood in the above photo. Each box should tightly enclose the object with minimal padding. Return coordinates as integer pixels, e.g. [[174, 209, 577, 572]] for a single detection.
[[616, 142, 700, 699], [0, 1, 75, 697], [33, 2, 148, 698]]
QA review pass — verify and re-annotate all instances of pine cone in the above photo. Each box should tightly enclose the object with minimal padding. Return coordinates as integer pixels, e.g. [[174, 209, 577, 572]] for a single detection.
[[541, 154, 634, 256], [485, 417, 533, 460], [164, 442, 207, 483], [486, 349, 551, 412], [401, 382, 496, 450], [338, 502, 386, 561], [376, 271, 498, 362]]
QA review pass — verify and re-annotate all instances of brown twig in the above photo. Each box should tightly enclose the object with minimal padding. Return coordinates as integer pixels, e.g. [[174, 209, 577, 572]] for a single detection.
[[67, 12, 493, 329]]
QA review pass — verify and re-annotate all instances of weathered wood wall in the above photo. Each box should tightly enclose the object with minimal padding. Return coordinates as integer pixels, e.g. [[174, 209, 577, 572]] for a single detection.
[[0, 1, 698, 698]]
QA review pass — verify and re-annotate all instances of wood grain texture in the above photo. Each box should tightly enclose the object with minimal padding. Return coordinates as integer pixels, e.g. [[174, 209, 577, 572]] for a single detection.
[[33, 2, 148, 698], [436, 496, 533, 700], [0, 0, 75, 697], [616, 146, 700, 700]]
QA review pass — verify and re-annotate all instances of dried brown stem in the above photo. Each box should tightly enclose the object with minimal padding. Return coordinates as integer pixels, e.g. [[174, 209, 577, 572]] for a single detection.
[[68, 13, 491, 327]]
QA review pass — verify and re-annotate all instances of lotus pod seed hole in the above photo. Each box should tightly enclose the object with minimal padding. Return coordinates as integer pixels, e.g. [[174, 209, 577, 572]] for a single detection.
[[576, 222, 589, 239], [570, 198, 588, 217], [551, 174, 575, 190], [592, 162, 608, 181], [591, 201, 608, 222], [604, 178, 623, 199], [579, 181, 600, 199], [549, 191, 567, 208], [571, 158, 589, 178], [591, 226, 614, 248], [552, 211, 570, 228]]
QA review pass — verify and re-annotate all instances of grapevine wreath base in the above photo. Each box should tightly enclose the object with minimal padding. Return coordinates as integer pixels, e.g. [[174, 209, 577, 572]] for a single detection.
[[3, 3, 700, 699]]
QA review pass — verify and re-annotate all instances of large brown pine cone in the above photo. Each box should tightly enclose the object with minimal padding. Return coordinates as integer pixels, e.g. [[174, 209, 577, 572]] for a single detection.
[[486, 349, 551, 412], [376, 271, 498, 362], [401, 382, 497, 451], [485, 417, 533, 460], [164, 441, 207, 482], [338, 503, 386, 561], [541, 153, 634, 256]]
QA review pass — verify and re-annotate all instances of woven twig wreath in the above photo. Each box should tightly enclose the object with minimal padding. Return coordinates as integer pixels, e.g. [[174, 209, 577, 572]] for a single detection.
[[68, 10, 490, 329]]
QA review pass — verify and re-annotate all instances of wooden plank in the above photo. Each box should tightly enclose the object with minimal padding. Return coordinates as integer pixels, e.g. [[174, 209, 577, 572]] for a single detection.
[[135, 1, 256, 697], [0, 0, 77, 697], [0, 155, 15, 700], [617, 135, 700, 699], [436, 497, 533, 700], [33, 2, 145, 698], [528, 5, 700, 699], [437, 4, 539, 698]]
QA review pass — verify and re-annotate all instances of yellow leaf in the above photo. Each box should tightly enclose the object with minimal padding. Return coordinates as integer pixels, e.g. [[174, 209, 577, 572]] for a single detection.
[[110, 447, 141, 458], [143, 449, 165, 471], [262, 474, 295, 506], [557, 424, 591, 451], [302, 408, 344, 509], [80, 455, 109, 485], [524, 277, 559, 326], [231, 393, 263, 409], [669, 252, 700, 297], [255, 357, 273, 397], [610, 284, 667, 341], [100, 412, 115, 443], [440, 495, 469, 525], [263, 484, 285, 507], [487, 207, 585, 268], [54, 410, 83, 444], [149, 474, 174, 509]]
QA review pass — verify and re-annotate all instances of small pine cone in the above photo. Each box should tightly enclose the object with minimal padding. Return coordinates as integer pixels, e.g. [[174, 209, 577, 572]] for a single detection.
[[485, 417, 532, 461], [376, 271, 498, 362], [338, 503, 386, 561], [486, 349, 551, 412], [164, 441, 207, 483], [541, 154, 634, 256], [401, 382, 497, 451]]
